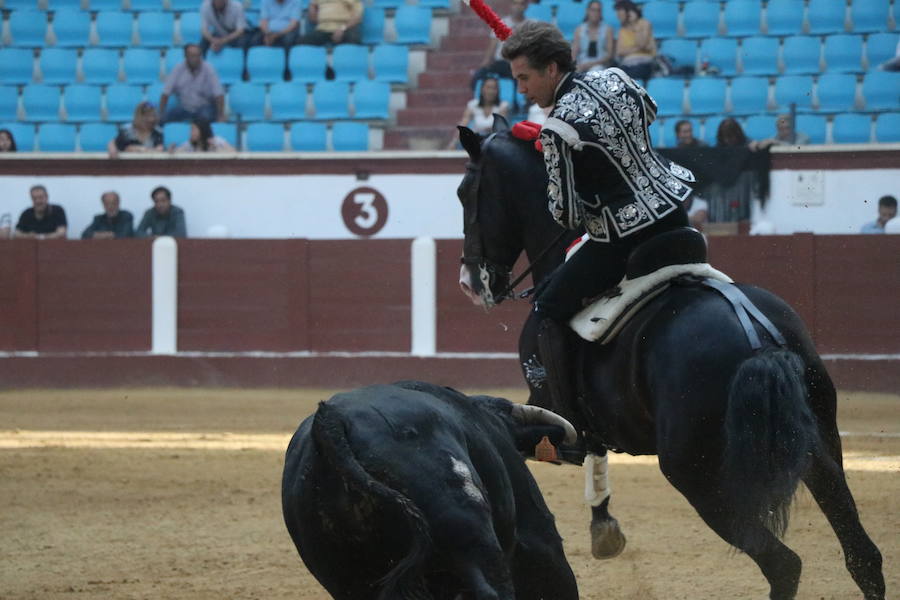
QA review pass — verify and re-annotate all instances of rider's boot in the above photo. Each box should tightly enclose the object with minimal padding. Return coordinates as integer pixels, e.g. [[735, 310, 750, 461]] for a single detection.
[[536, 317, 587, 466]]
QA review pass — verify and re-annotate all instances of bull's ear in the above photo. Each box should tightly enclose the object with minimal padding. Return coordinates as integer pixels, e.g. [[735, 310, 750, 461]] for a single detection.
[[458, 126, 481, 161], [492, 113, 510, 133]]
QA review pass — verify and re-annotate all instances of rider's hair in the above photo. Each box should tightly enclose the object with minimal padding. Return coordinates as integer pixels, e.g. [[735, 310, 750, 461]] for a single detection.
[[501, 21, 576, 73]]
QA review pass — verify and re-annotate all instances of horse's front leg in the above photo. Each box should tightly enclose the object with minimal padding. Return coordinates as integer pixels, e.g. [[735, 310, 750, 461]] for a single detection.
[[585, 450, 627, 559]]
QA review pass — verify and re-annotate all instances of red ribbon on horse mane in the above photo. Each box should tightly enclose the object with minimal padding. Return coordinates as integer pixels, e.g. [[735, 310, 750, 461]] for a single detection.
[[462, 0, 512, 40], [511, 121, 544, 152]]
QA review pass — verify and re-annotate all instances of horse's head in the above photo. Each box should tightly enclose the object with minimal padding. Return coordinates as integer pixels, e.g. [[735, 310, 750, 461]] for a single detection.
[[457, 115, 547, 309]]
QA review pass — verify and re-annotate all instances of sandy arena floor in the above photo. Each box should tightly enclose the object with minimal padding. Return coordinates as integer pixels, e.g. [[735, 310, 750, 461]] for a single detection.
[[0, 388, 896, 599]]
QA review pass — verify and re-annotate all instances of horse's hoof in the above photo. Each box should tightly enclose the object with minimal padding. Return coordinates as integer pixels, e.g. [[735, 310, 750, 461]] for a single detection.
[[590, 517, 626, 559]]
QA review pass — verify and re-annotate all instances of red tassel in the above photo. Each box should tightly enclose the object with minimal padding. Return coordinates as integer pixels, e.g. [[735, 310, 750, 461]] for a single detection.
[[511, 120, 544, 153], [465, 0, 512, 41]]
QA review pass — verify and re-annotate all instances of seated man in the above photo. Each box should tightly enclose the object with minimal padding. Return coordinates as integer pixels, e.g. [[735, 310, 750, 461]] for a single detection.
[[15, 184, 67, 240], [81, 191, 135, 239], [302, 0, 363, 46], [253, 0, 302, 49], [200, 0, 249, 55], [136, 186, 188, 238], [674, 119, 706, 148], [159, 44, 225, 124]]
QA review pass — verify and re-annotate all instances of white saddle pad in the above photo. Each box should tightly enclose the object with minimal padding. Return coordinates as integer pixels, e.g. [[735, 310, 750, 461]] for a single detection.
[[570, 263, 733, 343]]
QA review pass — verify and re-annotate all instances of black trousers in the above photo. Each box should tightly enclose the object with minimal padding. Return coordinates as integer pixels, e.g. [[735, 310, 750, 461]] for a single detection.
[[533, 206, 688, 321]]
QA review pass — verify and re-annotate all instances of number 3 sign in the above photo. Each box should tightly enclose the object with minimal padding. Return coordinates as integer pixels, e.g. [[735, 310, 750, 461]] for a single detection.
[[341, 187, 389, 237]]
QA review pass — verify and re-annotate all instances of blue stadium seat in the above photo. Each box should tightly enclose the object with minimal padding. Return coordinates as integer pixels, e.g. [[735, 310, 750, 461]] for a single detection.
[[39, 48, 78, 84], [178, 11, 202, 46], [137, 12, 174, 47], [290, 121, 327, 151], [782, 36, 821, 75], [4, 0, 40, 8], [524, 3, 552, 22], [648, 117, 663, 146], [129, 0, 164, 11], [269, 82, 308, 120], [394, 6, 431, 45], [555, 3, 584, 40], [123, 48, 162, 83], [774, 74, 814, 111], [850, 0, 891, 33], [866, 33, 900, 69], [168, 0, 197, 12], [728, 76, 769, 115], [701, 115, 724, 145], [87, 0, 124, 9], [47, 0, 84, 9], [211, 121, 237, 147], [227, 82, 267, 121], [723, 0, 761, 37], [245, 122, 285, 151], [165, 49, 183, 73], [352, 80, 389, 119], [163, 121, 190, 145], [207, 47, 244, 84], [105, 84, 144, 121], [0, 87, 20, 122], [312, 81, 350, 119], [371, 0, 403, 8], [874, 113, 900, 143], [372, 44, 408, 84], [646, 78, 685, 116], [742, 114, 774, 141], [795, 114, 826, 144], [641, 1, 678, 39], [658, 39, 697, 74], [331, 44, 369, 82], [145, 81, 165, 105], [79, 122, 117, 151], [23, 85, 62, 121], [246, 46, 285, 83], [764, 0, 804, 37], [687, 77, 726, 115], [82, 48, 122, 85], [417, 0, 449, 8], [0, 49, 36, 85], [96, 11, 135, 47], [52, 8, 92, 47], [807, 0, 846, 35], [823, 34, 863, 73], [331, 121, 368, 151], [9, 11, 49, 47], [831, 113, 872, 143], [38, 123, 77, 151], [739, 36, 779, 76], [861, 71, 900, 112], [0, 122, 36, 151], [361, 8, 386, 44], [816, 73, 858, 112], [681, 1, 721, 39], [699, 38, 738, 76], [289, 45, 327, 83], [64, 84, 103, 121]]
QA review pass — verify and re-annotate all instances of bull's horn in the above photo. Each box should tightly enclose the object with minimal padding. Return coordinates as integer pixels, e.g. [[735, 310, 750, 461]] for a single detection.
[[510, 404, 578, 445]]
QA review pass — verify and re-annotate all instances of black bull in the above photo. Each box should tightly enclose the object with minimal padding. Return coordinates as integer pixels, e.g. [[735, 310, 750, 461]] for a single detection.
[[282, 381, 579, 600]]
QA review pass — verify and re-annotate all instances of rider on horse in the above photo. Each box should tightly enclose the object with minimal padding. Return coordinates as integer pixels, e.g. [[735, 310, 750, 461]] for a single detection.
[[501, 20, 697, 443]]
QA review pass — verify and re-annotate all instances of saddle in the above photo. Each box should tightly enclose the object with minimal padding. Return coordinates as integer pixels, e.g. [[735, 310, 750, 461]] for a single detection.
[[569, 228, 733, 344]]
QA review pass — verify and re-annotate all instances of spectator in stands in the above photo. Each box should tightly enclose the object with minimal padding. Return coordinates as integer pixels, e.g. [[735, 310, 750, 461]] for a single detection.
[[612, 0, 656, 84], [447, 76, 509, 149], [0, 129, 17, 152], [81, 191, 135, 239], [674, 119, 706, 148], [173, 118, 235, 153], [200, 0, 250, 55], [108, 101, 165, 158], [302, 0, 363, 46], [470, 0, 528, 89], [703, 117, 771, 223], [685, 194, 708, 232], [159, 44, 225, 124], [136, 186, 187, 238], [571, 0, 613, 73], [860, 195, 898, 234], [15, 185, 67, 240], [253, 0, 302, 48], [765, 113, 810, 147]]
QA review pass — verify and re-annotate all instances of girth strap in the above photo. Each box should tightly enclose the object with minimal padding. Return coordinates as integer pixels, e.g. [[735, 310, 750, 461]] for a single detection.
[[700, 278, 787, 350]]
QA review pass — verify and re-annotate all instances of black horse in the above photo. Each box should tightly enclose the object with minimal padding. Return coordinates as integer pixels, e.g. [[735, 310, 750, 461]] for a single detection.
[[455, 122, 885, 600]]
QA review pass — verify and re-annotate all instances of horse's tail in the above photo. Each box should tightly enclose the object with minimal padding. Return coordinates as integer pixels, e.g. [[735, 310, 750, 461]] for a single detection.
[[312, 402, 433, 600], [722, 349, 819, 553]]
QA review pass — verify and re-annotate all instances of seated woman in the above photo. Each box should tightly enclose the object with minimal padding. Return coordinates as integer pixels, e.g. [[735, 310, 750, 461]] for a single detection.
[[0, 128, 17, 152], [613, 0, 656, 84], [571, 0, 614, 73], [446, 76, 509, 149], [172, 118, 235, 153], [107, 101, 164, 158]]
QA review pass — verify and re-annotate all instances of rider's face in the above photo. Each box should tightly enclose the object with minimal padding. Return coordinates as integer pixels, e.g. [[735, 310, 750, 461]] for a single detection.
[[511, 56, 562, 109]]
